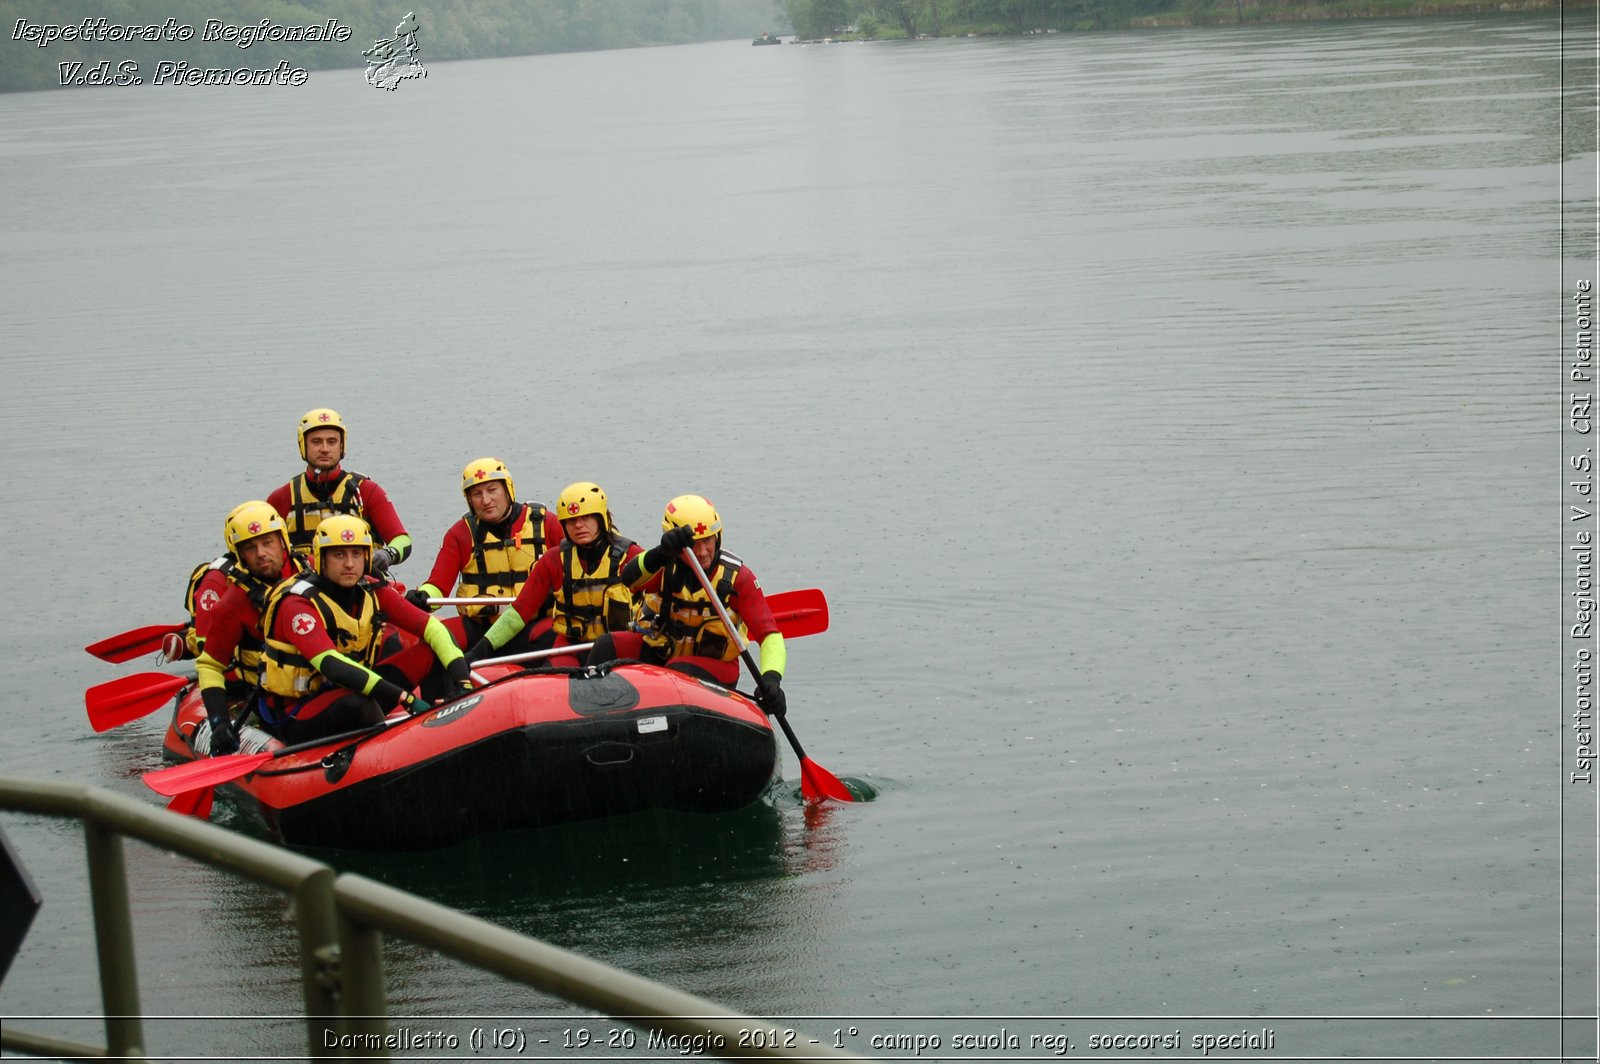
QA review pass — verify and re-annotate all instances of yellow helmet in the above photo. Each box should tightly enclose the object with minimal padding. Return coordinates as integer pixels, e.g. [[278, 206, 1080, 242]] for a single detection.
[[310, 514, 372, 573], [662, 494, 721, 540], [297, 408, 347, 462], [556, 482, 612, 531], [461, 457, 516, 501], [223, 500, 288, 559], [557, 482, 607, 520]]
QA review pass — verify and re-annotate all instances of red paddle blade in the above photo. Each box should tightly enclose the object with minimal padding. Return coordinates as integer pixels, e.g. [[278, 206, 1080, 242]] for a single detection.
[[775, 607, 827, 639], [85, 673, 189, 733], [166, 786, 215, 819], [768, 589, 828, 639], [144, 751, 273, 797], [799, 757, 855, 803], [86, 622, 186, 664]]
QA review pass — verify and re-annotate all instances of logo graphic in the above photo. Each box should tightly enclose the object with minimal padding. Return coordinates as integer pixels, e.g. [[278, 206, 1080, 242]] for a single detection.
[[422, 694, 482, 727], [291, 614, 315, 636], [317, 412, 331, 422], [567, 503, 580, 514], [340, 529, 356, 543], [199, 590, 220, 611], [363, 12, 425, 91], [247, 520, 262, 534]]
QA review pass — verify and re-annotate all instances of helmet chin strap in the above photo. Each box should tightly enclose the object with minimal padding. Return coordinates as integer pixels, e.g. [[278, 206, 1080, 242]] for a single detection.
[[306, 462, 343, 484]]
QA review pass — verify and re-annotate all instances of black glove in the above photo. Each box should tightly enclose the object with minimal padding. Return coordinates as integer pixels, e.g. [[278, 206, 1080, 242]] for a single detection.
[[446, 655, 474, 693], [404, 693, 433, 716], [405, 587, 436, 612], [756, 670, 787, 717], [369, 546, 398, 579], [207, 712, 240, 756], [463, 637, 494, 666], [660, 524, 696, 555]]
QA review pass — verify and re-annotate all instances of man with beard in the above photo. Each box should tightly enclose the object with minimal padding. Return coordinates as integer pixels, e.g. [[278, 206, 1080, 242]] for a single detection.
[[191, 501, 310, 755]]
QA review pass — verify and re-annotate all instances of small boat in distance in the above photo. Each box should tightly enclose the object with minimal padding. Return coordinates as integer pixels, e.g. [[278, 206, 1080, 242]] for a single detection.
[[752, 31, 782, 45]]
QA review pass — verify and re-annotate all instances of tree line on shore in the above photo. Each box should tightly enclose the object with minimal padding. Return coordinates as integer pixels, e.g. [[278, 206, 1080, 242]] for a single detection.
[[782, 0, 1568, 40]]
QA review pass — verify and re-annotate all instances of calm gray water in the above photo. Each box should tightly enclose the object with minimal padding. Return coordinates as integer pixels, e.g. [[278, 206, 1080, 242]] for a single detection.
[[0, 13, 1594, 1062]]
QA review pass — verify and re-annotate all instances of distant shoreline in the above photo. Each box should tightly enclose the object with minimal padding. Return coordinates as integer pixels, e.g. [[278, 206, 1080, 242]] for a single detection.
[[792, 1, 1582, 42], [1130, 0, 1576, 28]]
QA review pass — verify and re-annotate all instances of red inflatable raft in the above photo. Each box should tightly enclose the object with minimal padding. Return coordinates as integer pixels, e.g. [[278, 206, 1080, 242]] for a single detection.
[[157, 663, 779, 851]]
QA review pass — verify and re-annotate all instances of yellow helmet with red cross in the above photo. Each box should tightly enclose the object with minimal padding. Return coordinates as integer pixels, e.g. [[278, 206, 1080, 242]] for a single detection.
[[661, 494, 721, 541], [297, 408, 347, 462], [223, 500, 289, 560], [461, 457, 516, 502], [310, 514, 372, 573], [557, 482, 613, 532]]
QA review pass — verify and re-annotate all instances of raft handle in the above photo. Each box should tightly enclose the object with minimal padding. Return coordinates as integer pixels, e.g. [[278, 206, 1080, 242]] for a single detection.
[[582, 742, 638, 767]]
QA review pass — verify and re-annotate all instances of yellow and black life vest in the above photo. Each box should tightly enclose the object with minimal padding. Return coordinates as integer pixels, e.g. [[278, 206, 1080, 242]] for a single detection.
[[224, 553, 310, 676], [258, 576, 382, 698], [456, 503, 551, 620], [639, 552, 747, 663], [551, 537, 637, 641], [284, 471, 369, 549]]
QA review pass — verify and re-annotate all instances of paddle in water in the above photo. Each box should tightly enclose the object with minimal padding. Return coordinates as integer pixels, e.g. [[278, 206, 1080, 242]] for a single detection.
[[166, 786, 215, 819], [680, 551, 854, 803]]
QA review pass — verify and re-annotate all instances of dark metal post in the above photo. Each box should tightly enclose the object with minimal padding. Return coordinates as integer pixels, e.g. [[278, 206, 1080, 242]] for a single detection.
[[83, 817, 145, 1059]]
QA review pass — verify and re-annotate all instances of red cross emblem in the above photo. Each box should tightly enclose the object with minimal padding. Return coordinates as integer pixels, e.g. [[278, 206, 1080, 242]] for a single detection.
[[317, 412, 331, 422], [474, 469, 486, 480], [199, 590, 219, 611], [694, 522, 707, 534], [567, 503, 580, 514], [340, 529, 355, 543], [292, 614, 315, 636], [247, 520, 261, 534]]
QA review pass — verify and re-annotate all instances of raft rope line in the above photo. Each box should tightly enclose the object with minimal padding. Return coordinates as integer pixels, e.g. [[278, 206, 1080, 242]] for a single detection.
[[181, 658, 769, 782]]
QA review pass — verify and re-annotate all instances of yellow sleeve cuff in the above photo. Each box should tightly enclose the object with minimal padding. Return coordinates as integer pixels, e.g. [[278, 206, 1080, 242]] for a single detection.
[[758, 632, 787, 677]]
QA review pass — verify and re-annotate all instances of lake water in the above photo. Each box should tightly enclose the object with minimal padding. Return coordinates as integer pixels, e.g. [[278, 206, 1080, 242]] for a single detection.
[[0, 12, 1595, 1062]]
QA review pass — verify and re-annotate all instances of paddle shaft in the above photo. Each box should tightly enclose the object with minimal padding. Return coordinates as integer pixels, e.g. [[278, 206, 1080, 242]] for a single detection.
[[146, 717, 399, 796], [477, 642, 594, 669], [679, 549, 845, 796], [467, 642, 597, 684]]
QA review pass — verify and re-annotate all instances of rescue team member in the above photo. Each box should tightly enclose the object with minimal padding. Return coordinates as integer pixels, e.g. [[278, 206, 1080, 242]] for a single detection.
[[404, 457, 564, 656], [461, 482, 642, 669], [267, 408, 414, 579], [585, 494, 787, 715], [258, 515, 471, 747], [192, 501, 310, 756], [162, 500, 254, 663]]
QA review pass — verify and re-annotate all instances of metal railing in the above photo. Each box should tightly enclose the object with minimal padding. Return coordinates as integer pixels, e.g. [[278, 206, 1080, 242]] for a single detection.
[[0, 776, 871, 1063]]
